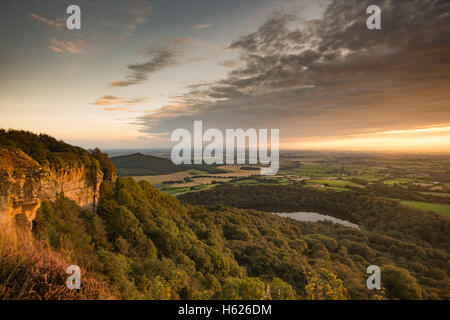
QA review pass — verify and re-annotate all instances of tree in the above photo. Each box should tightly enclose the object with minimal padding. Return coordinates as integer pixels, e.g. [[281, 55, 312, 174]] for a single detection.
[[305, 268, 347, 300], [218, 277, 266, 300], [382, 265, 422, 299], [107, 205, 142, 241], [270, 278, 297, 300]]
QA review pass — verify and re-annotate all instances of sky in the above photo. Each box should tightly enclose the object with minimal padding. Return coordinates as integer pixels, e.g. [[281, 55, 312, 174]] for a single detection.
[[0, 0, 449, 152]]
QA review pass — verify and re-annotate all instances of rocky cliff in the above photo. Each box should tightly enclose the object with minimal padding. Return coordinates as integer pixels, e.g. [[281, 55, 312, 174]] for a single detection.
[[0, 144, 115, 236]]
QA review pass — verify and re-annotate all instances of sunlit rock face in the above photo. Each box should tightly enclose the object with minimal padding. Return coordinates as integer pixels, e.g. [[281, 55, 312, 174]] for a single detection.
[[0, 147, 111, 236]]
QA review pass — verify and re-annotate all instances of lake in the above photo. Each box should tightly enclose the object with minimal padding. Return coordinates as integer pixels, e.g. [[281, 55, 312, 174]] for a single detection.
[[273, 212, 359, 229]]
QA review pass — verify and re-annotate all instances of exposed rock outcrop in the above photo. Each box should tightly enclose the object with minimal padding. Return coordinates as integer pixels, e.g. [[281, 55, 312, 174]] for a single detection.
[[0, 147, 113, 235]]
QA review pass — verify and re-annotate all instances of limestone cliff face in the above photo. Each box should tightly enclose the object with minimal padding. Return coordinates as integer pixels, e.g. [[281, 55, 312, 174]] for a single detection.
[[0, 147, 113, 234]]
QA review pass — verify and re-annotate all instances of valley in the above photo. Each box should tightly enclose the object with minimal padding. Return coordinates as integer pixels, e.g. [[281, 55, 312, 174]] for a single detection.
[[116, 151, 450, 218]]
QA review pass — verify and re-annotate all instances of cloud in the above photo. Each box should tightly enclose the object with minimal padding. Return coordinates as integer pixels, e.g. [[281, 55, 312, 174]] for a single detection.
[[104, 107, 129, 111], [109, 36, 221, 88], [375, 125, 450, 136], [127, 0, 153, 30], [195, 23, 212, 29], [90, 95, 147, 106], [219, 59, 241, 68], [136, 0, 450, 144], [110, 47, 178, 87], [37, 0, 152, 54], [29, 13, 64, 29], [49, 38, 85, 54], [171, 37, 195, 45], [170, 37, 219, 51]]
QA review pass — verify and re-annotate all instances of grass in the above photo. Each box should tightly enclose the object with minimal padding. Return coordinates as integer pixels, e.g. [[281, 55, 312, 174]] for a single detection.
[[383, 178, 413, 185], [189, 169, 209, 175], [400, 200, 450, 218]]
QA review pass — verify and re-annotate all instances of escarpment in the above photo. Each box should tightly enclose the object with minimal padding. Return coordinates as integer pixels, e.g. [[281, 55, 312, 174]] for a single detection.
[[0, 130, 116, 235]]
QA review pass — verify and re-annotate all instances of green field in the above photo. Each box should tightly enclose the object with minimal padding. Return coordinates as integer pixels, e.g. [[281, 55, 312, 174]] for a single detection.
[[278, 165, 335, 177], [400, 200, 450, 218], [342, 175, 379, 181], [231, 179, 260, 185], [191, 184, 213, 190], [161, 184, 217, 195], [161, 187, 191, 195], [383, 178, 413, 185]]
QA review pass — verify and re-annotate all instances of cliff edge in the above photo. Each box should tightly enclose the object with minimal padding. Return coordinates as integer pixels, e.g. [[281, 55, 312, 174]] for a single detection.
[[0, 130, 116, 235]]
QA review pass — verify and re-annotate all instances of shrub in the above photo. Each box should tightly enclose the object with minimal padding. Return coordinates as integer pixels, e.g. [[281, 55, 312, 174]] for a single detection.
[[0, 240, 108, 300], [382, 265, 422, 300]]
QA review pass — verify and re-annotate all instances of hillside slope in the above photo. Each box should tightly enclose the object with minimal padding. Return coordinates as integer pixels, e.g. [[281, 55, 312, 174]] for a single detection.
[[110, 152, 226, 176], [25, 177, 449, 299]]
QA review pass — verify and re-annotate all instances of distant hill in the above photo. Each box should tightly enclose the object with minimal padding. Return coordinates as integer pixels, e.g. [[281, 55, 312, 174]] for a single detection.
[[110, 152, 226, 176]]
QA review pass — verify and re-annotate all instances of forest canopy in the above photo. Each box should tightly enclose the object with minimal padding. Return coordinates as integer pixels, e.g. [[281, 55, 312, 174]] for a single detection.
[[24, 179, 449, 299]]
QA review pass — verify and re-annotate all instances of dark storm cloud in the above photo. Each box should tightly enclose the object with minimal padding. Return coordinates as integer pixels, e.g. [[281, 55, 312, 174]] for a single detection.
[[137, 0, 450, 139], [110, 47, 178, 87]]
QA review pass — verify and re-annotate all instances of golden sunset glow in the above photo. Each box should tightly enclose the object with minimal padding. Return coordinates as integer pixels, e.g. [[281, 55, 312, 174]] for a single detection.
[[1, 0, 449, 152], [283, 125, 450, 152]]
